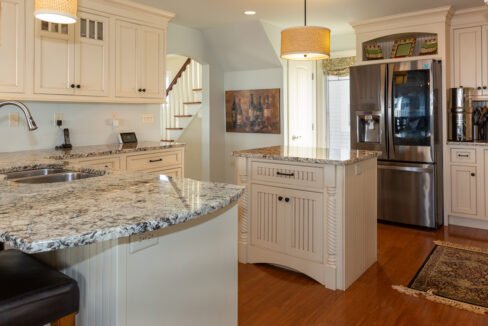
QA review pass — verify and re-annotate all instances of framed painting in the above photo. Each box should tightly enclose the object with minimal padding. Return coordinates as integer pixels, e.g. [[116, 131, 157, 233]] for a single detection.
[[225, 88, 281, 134]]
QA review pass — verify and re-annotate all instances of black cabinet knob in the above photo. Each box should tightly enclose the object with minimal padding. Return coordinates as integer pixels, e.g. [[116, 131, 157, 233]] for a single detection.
[[138, 88, 142, 92], [70, 84, 75, 88], [471, 173, 476, 177], [278, 196, 283, 202], [76, 85, 81, 89], [478, 86, 482, 90], [142, 89, 146, 92], [285, 198, 290, 203], [484, 86, 487, 90]]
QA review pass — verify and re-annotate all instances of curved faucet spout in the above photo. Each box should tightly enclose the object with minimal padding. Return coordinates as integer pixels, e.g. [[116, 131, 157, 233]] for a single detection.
[[0, 101, 38, 131]]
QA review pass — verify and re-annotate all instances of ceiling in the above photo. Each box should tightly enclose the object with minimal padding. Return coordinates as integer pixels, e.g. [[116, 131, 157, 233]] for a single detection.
[[136, 0, 483, 35]]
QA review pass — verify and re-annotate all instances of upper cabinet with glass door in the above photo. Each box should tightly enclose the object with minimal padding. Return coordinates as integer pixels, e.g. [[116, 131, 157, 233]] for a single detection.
[[34, 11, 109, 97]]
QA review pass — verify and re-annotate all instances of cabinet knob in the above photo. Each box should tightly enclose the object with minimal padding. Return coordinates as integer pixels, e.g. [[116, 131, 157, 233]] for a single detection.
[[484, 86, 487, 90], [285, 198, 290, 203], [477, 86, 482, 90], [471, 173, 476, 177], [138, 89, 142, 92], [70, 84, 75, 88], [76, 84, 81, 89], [142, 89, 146, 93], [278, 196, 283, 202]]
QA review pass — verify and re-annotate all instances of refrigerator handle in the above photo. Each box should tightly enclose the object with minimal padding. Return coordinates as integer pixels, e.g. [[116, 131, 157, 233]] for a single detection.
[[387, 64, 395, 160]]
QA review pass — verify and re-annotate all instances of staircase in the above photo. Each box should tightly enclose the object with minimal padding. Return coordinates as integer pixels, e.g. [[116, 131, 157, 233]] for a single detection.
[[161, 59, 203, 142]]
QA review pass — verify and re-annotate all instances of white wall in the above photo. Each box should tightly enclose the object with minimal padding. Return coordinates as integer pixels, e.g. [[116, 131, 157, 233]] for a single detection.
[[224, 68, 284, 183], [0, 102, 161, 152]]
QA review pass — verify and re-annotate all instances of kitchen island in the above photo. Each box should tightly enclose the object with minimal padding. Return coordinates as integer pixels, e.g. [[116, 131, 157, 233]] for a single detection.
[[233, 146, 380, 291], [0, 145, 243, 326]]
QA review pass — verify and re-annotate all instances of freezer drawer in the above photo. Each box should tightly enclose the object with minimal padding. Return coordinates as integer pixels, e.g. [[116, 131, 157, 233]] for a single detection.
[[378, 162, 437, 228]]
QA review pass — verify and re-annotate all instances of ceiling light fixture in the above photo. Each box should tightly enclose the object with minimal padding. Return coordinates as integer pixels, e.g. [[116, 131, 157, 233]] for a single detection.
[[280, 0, 330, 60], [244, 10, 256, 16], [34, 0, 78, 24]]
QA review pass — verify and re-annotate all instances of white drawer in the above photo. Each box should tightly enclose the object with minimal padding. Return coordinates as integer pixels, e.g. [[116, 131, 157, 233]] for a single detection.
[[450, 148, 476, 164], [76, 156, 121, 170], [126, 150, 182, 172], [251, 161, 324, 189]]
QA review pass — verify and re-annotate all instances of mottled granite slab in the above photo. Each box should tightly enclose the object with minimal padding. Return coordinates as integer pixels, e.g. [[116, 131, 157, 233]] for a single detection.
[[0, 141, 184, 172], [233, 146, 381, 165], [0, 172, 243, 254], [447, 141, 488, 147]]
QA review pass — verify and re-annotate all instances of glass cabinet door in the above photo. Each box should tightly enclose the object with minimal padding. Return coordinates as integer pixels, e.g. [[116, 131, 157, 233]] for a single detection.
[[391, 69, 431, 147]]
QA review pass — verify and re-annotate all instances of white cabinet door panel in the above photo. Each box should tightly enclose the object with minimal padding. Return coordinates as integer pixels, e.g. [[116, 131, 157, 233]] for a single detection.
[[0, 0, 24, 93], [483, 25, 488, 96], [115, 21, 139, 97], [453, 27, 483, 95], [35, 21, 75, 95], [139, 27, 164, 99], [75, 12, 109, 97], [451, 165, 477, 216]]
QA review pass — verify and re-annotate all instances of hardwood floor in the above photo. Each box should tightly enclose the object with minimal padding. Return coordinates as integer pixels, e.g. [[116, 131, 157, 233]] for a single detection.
[[238, 223, 488, 325]]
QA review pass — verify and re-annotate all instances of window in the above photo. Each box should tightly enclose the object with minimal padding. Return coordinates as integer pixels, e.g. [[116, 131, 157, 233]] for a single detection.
[[326, 76, 350, 149]]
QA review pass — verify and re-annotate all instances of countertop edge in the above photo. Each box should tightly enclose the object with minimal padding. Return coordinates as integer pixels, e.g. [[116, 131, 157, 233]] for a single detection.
[[232, 152, 381, 165], [1, 186, 244, 254]]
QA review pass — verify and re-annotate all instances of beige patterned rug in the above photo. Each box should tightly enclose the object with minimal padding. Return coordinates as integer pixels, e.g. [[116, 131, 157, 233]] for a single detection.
[[393, 241, 488, 314]]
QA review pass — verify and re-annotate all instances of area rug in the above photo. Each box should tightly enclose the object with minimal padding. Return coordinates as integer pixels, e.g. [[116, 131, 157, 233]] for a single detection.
[[393, 240, 488, 315]]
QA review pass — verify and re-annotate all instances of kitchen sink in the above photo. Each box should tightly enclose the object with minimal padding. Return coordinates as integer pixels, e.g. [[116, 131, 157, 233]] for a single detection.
[[4, 168, 101, 184]]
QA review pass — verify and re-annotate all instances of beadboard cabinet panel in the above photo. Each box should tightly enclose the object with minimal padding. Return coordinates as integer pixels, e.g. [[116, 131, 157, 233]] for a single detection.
[[0, 0, 25, 93]]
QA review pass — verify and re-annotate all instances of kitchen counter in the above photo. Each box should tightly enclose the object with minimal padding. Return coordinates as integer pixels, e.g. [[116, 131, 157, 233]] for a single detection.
[[233, 146, 381, 165], [447, 141, 488, 147], [0, 141, 184, 172]]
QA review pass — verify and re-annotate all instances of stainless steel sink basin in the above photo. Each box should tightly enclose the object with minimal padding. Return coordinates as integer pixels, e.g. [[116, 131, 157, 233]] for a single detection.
[[4, 168, 67, 180], [13, 172, 99, 184], [4, 168, 101, 184]]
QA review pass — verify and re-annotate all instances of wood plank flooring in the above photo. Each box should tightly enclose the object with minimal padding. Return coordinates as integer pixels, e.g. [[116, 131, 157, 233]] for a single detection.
[[238, 223, 488, 325]]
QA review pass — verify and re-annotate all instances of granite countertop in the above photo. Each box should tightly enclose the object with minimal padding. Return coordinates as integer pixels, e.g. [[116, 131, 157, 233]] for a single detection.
[[0, 141, 184, 173], [447, 141, 488, 147], [233, 146, 381, 165], [0, 168, 243, 254]]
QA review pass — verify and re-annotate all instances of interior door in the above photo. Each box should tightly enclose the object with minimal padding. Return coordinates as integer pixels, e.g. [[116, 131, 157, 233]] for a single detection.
[[75, 12, 109, 97], [288, 60, 316, 147], [139, 26, 165, 99]]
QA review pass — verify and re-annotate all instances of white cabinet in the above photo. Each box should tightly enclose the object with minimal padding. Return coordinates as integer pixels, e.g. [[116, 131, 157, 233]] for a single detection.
[[0, 0, 25, 93], [453, 26, 488, 96], [115, 20, 165, 99], [35, 11, 109, 96], [450, 165, 478, 216]]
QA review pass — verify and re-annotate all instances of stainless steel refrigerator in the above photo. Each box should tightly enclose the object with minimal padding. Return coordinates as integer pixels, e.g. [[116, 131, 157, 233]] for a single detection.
[[350, 59, 443, 229]]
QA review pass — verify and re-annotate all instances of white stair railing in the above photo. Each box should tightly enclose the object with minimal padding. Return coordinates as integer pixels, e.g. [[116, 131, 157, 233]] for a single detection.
[[161, 60, 202, 141]]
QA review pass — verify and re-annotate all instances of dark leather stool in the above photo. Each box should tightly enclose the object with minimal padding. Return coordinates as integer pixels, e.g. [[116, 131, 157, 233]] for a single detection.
[[0, 250, 80, 326]]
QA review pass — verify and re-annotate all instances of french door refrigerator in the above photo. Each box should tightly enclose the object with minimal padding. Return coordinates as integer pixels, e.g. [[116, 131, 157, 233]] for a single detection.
[[350, 59, 443, 229]]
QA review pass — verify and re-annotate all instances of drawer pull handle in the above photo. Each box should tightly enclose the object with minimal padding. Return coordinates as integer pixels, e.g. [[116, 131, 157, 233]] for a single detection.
[[457, 154, 469, 158], [276, 172, 295, 177], [278, 196, 283, 202], [149, 158, 163, 163]]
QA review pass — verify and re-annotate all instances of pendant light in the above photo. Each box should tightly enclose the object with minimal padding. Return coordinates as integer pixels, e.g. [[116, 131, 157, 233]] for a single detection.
[[281, 0, 330, 60], [34, 0, 78, 24]]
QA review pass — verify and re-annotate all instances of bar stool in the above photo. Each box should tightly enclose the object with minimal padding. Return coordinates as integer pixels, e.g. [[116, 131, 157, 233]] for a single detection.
[[0, 250, 80, 326]]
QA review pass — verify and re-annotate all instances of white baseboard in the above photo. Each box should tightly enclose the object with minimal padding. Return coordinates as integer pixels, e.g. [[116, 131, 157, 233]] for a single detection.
[[449, 215, 488, 230]]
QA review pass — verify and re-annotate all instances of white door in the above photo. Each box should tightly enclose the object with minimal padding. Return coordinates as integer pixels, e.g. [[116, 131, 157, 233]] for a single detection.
[[74, 12, 109, 97], [139, 26, 165, 99], [250, 184, 286, 252], [451, 165, 477, 216], [0, 0, 25, 93], [35, 20, 75, 95], [284, 188, 323, 263], [483, 25, 488, 96], [115, 20, 140, 98], [453, 27, 483, 95], [288, 60, 316, 147]]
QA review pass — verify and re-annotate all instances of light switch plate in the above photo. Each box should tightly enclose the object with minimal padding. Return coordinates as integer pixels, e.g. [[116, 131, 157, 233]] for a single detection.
[[9, 112, 19, 127], [142, 113, 154, 124]]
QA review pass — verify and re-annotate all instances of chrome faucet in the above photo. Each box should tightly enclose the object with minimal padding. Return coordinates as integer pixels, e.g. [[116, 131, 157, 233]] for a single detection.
[[0, 101, 38, 131]]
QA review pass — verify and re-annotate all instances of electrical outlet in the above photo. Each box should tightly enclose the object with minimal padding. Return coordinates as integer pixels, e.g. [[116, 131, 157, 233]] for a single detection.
[[142, 113, 154, 124], [54, 113, 63, 126], [9, 112, 19, 127]]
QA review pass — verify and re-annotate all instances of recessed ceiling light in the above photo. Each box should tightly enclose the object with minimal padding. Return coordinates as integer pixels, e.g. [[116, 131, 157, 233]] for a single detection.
[[244, 10, 256, 16]]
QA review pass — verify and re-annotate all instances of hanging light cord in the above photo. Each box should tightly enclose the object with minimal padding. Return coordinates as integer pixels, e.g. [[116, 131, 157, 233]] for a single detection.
[[304, 0, 307, 26]]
